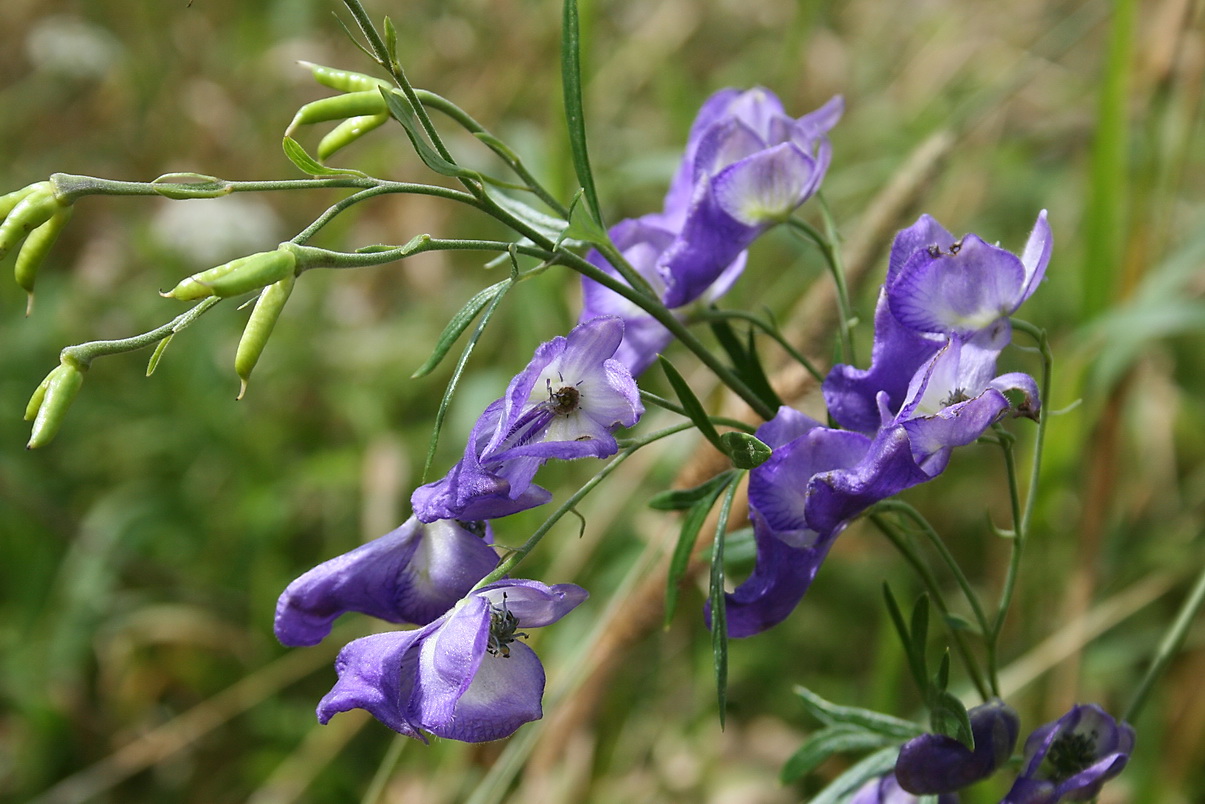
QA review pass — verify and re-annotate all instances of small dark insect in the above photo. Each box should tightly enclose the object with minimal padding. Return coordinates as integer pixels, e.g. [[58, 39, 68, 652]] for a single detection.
[[927, 244, 941, 258], [546, 377, 583, 416], [486, 594, 529, 659], [949, 239, 963, 254]]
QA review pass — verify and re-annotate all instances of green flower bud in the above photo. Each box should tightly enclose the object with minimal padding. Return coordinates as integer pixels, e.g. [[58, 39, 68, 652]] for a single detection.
[[300, 61, 391, 93], [235, 273, 295, 400], [287, 91, 389, 135], [317, 113, 389, 161], [15, 205, 73, 316], [163, 245, 297, 301], [0, 181, 69, 260], [25, 360, 86, 450]]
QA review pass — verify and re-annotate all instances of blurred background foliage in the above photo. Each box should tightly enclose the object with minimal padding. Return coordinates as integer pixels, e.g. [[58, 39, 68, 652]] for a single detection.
[[0, 0, 1202, 801]]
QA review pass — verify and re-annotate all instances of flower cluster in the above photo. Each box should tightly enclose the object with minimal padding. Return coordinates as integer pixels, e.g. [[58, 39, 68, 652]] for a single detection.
[[580, 87, 842, 375], [884, 700, 1133, 803], [722, 212, 1051, 637]]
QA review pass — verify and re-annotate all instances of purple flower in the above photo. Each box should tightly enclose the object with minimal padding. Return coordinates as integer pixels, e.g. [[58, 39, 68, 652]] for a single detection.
[[824, 212, 1050, 434], [274, 517, 498, 647], [719, 407, 932, 636], [1002, 704, 1135, 804], [895, 698, 1020, 795], [659, 88, 842, 307], [317, 580, 587, 742], [850, 773, 958, 804], [412, 316, 643, 522], [579, 215, 746, 375]]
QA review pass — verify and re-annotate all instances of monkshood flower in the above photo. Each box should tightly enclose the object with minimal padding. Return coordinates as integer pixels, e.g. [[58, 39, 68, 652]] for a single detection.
[[412, 316, 643, 522], [579, 215, 745, 375], [824, 211, 1051, 434], [850, 773, 958, 804], [720, 407, 933, 637], [274, 516, 498, 647], [317, 580, 587, 742], [657, 88, 843, 307], [895, 698, 1020, 795], [1002, 704, 1135, 804]]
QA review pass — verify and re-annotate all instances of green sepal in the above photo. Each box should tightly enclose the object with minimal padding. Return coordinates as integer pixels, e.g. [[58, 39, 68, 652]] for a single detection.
[[378, 89, 479, 180], [943, 613, 981, 635], [718, 431, 771, 469], [383, 16, 400, 67], [648, 470, 738, 511], [411, 279, 511, 379], [150, 173, 232, 200], [779, 724, 898, 784], [793, 686, 925, 739], [663, 470, 738, 626], [282, 137, 368, 178], [658, 356, 722, 450]]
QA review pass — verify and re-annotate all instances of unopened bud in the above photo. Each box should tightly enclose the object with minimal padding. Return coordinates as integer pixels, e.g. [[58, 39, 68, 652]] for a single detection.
[[163, 245, 297, 301], [0, 181, 70, 261], [25, 360, 86, 449], [286, 90, 388, 135], [235, 273, 296, 399], [15, 205, 73, 316]]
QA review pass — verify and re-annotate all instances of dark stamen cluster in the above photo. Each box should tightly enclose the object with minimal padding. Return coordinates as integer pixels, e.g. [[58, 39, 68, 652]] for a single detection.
[[1045, 732, 1098, 783], [486, 597, 529, 658]]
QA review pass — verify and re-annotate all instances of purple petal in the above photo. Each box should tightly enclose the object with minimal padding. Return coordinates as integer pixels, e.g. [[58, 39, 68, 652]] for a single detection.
[[274, 517, 498, 646], [823, 291, 944, 433], [888, 235, 1027, 335], [316, 629, 430, 740], [719, 512, 841, 637], [749, 425, 871, 544], [1016, 210, 1052, 306], [476, 580, 589, 627], [659, 184, 762, 308], [755, 405, 824, 449], [805, 425, 936, 534], [711, 143, 822, 225], [423, 641, 546, 742], [887, 215, 956, 285], [851, 773, 959, 804], [411, 596, 492, 729], [1006, 703, 1135, 804], [895, 699, 1020, 795]]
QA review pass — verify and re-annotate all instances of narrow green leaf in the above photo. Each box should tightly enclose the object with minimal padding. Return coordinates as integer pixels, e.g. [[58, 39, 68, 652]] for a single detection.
[[806, 747, 900, 804], [649, 470, 737, 511], [281, 137, 368, 177], [718, 432, 772, 469], [706, 318, 782, 412], [659, 357, 722, 450], [943, 613, 981, 635], [664, 472, 736, 626], [793, 686, 925, 739], [882, 584, 929, 695], [929, 689, 973, 748], [909, 593, 931, 681], [560, 0, 602, 227], [420, 273, 514, 484], [146, 334, 174, 377], [933, 650, 951, 692], [411, 280, 510, 379], [779, 724, 896, 784], [709, 478, 740, 729], [487, 191, 571, 245], [378, 89, 478, 180]]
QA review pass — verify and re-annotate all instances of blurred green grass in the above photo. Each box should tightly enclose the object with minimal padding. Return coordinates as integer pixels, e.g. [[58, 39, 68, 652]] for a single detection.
[[1, 0, 1203, 802]]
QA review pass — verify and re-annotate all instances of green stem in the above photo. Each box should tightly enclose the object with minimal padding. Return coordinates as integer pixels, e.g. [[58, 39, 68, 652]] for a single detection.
[[789, 199, 855, 365], [1123, 561, 1205, 723], [871, 512, 993, 701], [989, 320, 1052, 659], [60, 297, 223, 368], [290, 238, 547, 273], [414, 90, 569, 217], [51, 172, 379, 203], [688, 307, 825, 383], [475, 422, 697, 587], [874, 500, 995, 659], [638, 390, 757, 433]]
